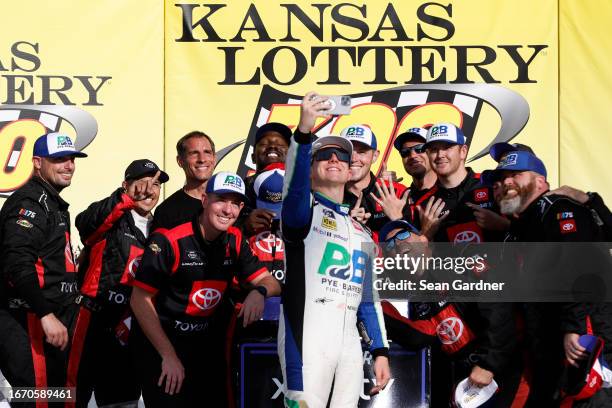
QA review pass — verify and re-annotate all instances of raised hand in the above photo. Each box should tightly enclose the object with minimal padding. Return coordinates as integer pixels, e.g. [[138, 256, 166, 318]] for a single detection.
[[350, 192, 371, 224], [127, 170, 161, 201], [370, 175, 408, 221], [416, 197, 449, 239], [298, 92, 331, 133]]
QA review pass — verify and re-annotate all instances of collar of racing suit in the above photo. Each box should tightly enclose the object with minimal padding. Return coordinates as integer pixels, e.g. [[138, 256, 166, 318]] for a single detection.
[[31, 175, 69, 210], [314, 191, 351, 216], [434, 167, 478, 199]]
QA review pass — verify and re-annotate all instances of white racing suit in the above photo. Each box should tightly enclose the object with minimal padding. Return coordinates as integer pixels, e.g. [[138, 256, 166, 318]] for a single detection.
[[278, 130, 389, 408]]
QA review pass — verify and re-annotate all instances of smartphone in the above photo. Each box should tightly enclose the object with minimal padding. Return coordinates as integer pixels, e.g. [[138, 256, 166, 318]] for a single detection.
[[324, 95, 352, 115]]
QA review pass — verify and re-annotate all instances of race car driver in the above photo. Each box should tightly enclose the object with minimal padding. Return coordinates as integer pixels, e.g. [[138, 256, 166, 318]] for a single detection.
[[73, 159, 168, 407], [0, 133, 87, 401], [279, 92, 390, 408], [130, 171, 280, 407]]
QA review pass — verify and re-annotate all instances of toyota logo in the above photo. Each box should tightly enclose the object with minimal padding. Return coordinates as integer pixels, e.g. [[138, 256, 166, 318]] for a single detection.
[[191, 288, 222, 311], [476, 191, 487, 200], [562, 222, 574, 231], [436, 317, 464, 345], [454, 230, 481, 243], [255, 231, 284, 254], [128, 256, 142, 277]]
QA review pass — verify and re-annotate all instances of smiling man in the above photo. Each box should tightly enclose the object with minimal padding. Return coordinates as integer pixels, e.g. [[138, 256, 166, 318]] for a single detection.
[[152, 131, 217, 230], [392, 127, 437, 229], [130, 171, 280, 407], [279, 93, 390, 407], [419, 123, 502, 243], [241, 122, 291, 236], [74, 159, 168, 407], [0, 133, 86, 395], [341, 124, 407, 233]]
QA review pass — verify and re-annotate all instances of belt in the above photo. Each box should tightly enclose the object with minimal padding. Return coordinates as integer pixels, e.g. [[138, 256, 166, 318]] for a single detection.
[[75, 294, 102, 313]]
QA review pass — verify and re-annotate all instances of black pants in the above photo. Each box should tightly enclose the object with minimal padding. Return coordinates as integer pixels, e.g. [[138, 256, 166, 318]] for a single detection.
[[132, 322, 228, 408], [74, 306, 140, 407], [0, 304, 79, 408]]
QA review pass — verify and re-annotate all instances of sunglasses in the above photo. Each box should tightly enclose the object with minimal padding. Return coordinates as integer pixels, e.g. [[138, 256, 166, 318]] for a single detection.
[[384, 230, 413, 251], [313, 147, 350, 163], [400, 144, 425, 158]]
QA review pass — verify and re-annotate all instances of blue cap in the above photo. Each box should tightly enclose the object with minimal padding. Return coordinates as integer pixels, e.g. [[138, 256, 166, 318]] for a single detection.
[[393, 128, 428, 150], [489, 142, 535, 162], [255, 122, 292, 145], [340, 124, 377, 150], [424, 123, 466, 148], [379, 220, 420, 243], [33, 133, 88, 158], [206, 172, 247, 200], [254, 168, 284, 219], [481, 151, 547, 185]]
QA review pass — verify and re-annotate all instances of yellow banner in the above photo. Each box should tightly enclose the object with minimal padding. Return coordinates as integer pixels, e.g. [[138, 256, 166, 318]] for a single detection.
[[165, 0, 560, 189], [0, 0, 164, 222], [1, 0, 610, 216]]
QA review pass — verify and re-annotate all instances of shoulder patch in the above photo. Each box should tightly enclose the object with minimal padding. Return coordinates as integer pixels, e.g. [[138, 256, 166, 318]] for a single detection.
[[556, 211, 574, 220], [18, 208, 37, 218], [16, 219, 33, 229]]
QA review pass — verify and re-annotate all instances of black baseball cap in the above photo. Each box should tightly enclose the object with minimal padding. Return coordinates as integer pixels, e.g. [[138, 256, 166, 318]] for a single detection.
[[124, 159, 169, 183], [255, 122, 292, 145]]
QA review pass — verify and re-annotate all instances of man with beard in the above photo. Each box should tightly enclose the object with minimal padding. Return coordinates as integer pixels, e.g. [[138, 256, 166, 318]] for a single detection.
[[240, 122, 291, 235], [152, 131, 216, 230], [392, 127, 437, 229], [0, 133, 86, 401], [487, 142, 611, 240], [340, 124, 407, 233], [483, 150, 611, 407]]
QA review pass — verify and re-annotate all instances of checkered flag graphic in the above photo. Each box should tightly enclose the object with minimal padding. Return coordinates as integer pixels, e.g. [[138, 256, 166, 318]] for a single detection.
[[237, 85, 485, 178]]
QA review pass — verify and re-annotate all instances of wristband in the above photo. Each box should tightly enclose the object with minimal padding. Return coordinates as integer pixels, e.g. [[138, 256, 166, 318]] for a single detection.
[[253, 286, 267, 298]]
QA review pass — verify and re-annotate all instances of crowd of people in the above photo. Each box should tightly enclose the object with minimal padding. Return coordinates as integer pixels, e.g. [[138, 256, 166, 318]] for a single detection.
[[0, 92, 611, 408]]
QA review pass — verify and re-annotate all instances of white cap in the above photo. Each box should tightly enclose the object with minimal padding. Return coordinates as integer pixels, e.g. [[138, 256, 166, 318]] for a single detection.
[[454, 378, 498, 408], [340, 124, 377, 150], [424, 123, 466, 147]]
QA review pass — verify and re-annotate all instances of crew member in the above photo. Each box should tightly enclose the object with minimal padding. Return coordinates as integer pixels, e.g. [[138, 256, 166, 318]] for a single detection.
[[279, 93, 390, 407], [130, 171, 280, 407], [392, 127, 437, 228], [378, 219, 522, 408], [152, 131, 216, 230], [74, 159, 168, 407], [484, 150, 611, 406], [0, 133, 86, 399], [420, 122, 507, 241], [241, 122, 291, 236], [340, 123, 407, 233]]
